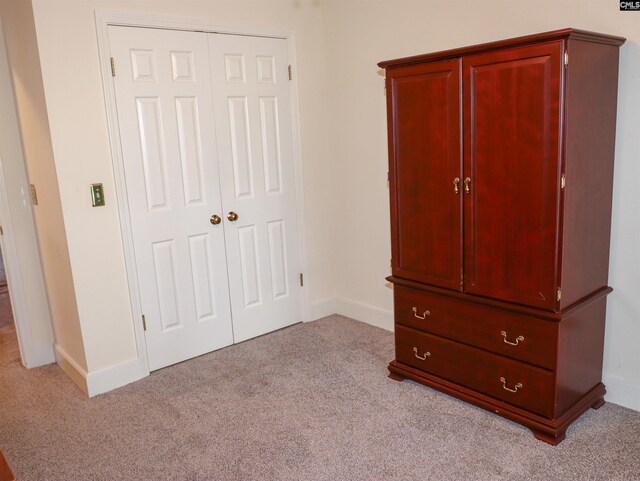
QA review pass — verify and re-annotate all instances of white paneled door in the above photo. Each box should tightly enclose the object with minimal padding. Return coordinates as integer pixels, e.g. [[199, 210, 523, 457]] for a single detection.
[[109, 26, 302, 371], [210, 34, 301, 342]]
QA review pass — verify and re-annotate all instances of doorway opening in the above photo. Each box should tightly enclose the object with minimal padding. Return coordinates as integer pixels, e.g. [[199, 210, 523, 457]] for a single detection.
[[0, 247, 19, 364]]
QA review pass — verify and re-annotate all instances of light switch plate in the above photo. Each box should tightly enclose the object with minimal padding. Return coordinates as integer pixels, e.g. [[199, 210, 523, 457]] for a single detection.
[[29, 184, 38, 206], [90, 183, 105, 207]]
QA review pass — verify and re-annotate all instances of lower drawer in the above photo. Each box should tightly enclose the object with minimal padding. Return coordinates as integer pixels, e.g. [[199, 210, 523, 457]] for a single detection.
[[395, 325, 555, 417]]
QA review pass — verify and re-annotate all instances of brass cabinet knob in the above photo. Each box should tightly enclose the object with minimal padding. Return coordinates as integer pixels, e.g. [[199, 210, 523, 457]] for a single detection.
[[227, 211, 239, 222], [464, 177, 471, 194], [210, 214, 221, 225], [453, 177, 461, 194]]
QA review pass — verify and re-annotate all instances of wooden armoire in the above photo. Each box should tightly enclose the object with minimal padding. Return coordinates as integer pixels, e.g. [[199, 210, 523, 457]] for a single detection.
[[380, 29, 625, 445]]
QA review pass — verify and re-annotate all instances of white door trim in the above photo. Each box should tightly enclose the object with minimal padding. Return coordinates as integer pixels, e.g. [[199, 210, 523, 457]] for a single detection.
[[0, 18, 55, 368], [0, 156, 28, 364], [95, 11, 311, 378], [0, 156, 55, 367]]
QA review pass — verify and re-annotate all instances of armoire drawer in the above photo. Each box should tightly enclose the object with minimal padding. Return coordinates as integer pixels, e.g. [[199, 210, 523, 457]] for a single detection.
[[395, 325, 555, 417], [394, 286, 557, 370]]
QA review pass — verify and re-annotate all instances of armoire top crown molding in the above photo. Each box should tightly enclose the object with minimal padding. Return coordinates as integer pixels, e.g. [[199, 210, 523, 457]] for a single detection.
[[378, 28, 626, 69]]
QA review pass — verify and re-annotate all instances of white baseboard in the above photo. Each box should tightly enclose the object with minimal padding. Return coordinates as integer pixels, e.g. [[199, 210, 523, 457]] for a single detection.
[[309, 296, 393, 331], [309, 298, 339, 321], [54, 344, 89, 396], [335, 298, 393, 331], [86, 357, 147, 397], [56, 343, 147, 397], [23, 342, 55, 368], [603, 374, 640, 412], [50, 296, 638, 409]]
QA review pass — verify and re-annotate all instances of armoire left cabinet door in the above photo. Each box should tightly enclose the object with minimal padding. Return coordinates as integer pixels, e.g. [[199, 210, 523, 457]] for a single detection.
[[387, 59, 463, 291], [463, 42, 563, 310]]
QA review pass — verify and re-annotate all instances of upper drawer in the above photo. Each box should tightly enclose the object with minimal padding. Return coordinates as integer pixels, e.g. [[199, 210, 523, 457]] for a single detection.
[[394, 285, 557, 370]]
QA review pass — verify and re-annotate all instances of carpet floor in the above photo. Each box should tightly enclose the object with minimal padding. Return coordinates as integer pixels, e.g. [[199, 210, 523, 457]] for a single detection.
[[0, 291, 14, 331], [1, 316, 639, 481], [0, 249, 13, 330]]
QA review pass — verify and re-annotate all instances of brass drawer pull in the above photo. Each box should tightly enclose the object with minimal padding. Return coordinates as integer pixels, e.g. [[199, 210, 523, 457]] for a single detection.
[[453, 177, 461, 194], [501, 331, 524, 346], [413, 347, 431, 361], [412, 307, 431, 319], [500, 377, 523, 393]]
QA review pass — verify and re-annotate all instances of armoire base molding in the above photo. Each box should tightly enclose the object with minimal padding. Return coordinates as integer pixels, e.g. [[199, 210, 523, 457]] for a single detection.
[[388, 360, 606, 446]]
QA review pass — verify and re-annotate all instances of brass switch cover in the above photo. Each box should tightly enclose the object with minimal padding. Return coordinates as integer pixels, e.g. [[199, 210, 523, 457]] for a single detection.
[[29, 184, 38, 206], [90, 183, 105, 207]]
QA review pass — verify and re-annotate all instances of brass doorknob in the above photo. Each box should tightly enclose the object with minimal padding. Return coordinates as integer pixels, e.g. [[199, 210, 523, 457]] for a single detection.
[[210, 214, 221, 225], [227, 211, 239, 222]]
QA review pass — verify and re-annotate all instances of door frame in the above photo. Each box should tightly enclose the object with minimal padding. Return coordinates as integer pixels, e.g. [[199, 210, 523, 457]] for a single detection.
[[0, 154, 43, 367], [95, 11, 311, 376], [0, 17, 55, 369]]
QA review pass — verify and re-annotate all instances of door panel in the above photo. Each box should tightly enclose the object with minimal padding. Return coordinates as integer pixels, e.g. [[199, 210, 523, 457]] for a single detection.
[[463, 42, 563, 310], [210, 34, 301, 342], [387, 60, 463, 290], [109, 26, 234, 371]]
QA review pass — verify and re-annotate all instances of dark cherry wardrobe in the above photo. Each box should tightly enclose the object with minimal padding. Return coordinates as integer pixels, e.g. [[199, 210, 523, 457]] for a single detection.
[[379, 29, 625, 444]]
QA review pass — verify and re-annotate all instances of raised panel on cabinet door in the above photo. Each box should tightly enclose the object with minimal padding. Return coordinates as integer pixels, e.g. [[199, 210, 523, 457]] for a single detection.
[[188, 233, 218, 321], [135, 97, 169, 211], [387, 59, 462, 290], [175, 97, 206, 206], [151, 240, 181, 331], [463, 42, 563, 310]]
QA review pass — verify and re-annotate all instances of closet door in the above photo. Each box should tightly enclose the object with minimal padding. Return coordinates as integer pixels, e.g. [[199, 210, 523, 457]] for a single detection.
[[463, 42, 563, 310], [387, 59, 463, 290], [109, 26, 233, 371], [209, 34, 302, 342]]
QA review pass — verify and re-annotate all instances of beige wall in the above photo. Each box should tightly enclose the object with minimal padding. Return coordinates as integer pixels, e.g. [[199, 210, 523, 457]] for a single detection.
[[29, 0, 335, 374], [0, 0, 87, 371], [322, 0, 640, 409], [0, 15, 54, 366]]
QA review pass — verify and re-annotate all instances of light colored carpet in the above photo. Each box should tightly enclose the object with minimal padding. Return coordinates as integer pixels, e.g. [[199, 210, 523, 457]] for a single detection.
[[0, 250, 12, 330], [0, 315, 639, 481], [0, 292, 13, 330]]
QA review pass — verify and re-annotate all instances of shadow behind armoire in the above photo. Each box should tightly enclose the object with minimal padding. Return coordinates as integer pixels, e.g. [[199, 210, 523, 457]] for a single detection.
[[379, 29, 625, 445]]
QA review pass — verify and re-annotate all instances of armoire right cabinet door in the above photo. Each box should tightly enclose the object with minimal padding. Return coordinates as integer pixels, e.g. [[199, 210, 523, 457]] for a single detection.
[[462, 42, 563, 310]]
